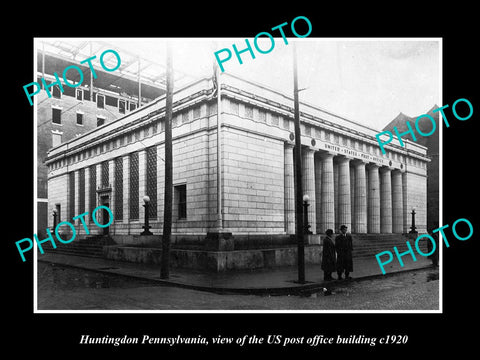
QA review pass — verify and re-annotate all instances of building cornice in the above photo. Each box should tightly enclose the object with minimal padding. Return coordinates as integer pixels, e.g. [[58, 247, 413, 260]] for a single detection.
[[45, 74, 429, 165]]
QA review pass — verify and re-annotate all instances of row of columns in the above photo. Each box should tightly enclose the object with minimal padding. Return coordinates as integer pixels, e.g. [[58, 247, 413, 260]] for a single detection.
[[68, 149, 151, 230], [284, 143, 405, 234]]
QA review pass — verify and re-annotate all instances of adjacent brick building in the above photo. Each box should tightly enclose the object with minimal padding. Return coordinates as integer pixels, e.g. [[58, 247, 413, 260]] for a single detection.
[[36, 41, 165, 238]]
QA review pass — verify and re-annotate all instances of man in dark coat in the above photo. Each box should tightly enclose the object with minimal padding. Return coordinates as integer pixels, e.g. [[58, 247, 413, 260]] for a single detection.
[[335, 225, 353, 280], [321, 229, 336, 281]]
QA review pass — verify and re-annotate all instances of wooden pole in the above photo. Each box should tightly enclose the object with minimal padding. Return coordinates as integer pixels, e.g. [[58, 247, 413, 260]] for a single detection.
[[138, 56, 142, 108], [216, 63, 223, 229], [41, 42, 45, 89], [89, 42, 94, 101], [293, 43, 306, 284], [161, 42, 173, 279]]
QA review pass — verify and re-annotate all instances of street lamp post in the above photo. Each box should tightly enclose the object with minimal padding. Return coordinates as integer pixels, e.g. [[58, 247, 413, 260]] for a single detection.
[[52, 208, 57, 229], [141, 195, 153, 235], [409, 208, 417, 234], [303, 194, 312, 235]]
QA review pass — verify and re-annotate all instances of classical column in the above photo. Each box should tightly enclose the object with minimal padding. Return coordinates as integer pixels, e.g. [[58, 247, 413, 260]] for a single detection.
[[84, 166, 91, 227], [73, 170, 80, 225], [95, 163, 102, 235], [334, 161, 339, 230], [157, 145, 165, 227], [353, 160, 367, 233], [350, 165, 355, 232], [314, 153, 322, 233], [367, 164, 380, 233], [380, 167, 392, 233], [108, 159, 115, 220], [284, 143, 295, 234], [138, 149, 147, 225], [392, 170, 404, 233], [302, 147, 316, 234], [337, 156, 352, 230], [320, 152, 335, 232], [402, 172, 409, 233], [123, 155, 130, 225], [95, 163, 102, 193]]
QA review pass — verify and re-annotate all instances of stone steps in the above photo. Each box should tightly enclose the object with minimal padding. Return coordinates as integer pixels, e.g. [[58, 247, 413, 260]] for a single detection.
[[42, 235, 115, 258], [351, 233, 427, 258]]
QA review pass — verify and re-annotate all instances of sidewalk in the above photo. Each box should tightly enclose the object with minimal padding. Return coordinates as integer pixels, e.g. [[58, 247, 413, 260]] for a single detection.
[[38, 252, 434, 295]]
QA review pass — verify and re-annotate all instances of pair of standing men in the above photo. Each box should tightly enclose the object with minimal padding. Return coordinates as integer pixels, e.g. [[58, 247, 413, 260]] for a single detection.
[[321, 225, 353, 281]]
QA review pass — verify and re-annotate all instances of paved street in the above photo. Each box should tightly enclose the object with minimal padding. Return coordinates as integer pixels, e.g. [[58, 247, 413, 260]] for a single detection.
[[37, 262, 439, 311]]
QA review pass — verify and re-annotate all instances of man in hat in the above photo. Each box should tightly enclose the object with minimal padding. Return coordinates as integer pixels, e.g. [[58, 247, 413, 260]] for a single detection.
[[335, 225, 353, 280], [321, 229, 336, 281]]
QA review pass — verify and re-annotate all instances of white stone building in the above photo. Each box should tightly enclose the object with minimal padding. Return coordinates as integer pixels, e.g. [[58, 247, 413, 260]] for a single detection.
[[45, 74, 430, 270]]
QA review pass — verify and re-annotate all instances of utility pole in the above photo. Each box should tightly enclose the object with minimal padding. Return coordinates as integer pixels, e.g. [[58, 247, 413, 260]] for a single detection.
[[161, 42, 173, 279], [293, 43, 306, 284], [137, 56, 142, 108], [216, 61, 223, 230], [89, 42, 94, 101]]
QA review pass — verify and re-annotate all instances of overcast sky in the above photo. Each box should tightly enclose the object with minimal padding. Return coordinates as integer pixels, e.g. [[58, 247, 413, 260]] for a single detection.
[[42, 38, 441, 131], [210, 38, 440, 130]]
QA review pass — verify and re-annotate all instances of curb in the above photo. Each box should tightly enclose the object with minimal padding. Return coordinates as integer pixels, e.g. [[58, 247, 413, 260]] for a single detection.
[[38, 258, 436, 296]]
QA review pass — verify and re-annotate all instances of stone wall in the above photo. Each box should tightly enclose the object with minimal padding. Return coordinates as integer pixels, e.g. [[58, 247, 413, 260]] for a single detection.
[[103, 244, 322, 272], [222, 126, 285, 234]]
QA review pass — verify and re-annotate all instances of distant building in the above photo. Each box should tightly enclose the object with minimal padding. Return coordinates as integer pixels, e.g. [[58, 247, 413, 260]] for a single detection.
[[36, 40, 166, 237]]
